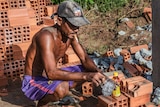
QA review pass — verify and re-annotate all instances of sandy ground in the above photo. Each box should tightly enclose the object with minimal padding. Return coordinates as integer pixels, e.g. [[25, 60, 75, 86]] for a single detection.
[[0, 79, 37, 107], [0, 79, 98, 107]]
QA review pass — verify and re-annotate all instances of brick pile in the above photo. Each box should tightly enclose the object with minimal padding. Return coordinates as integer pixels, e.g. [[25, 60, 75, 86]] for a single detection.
[[0, 0, 80, 86]]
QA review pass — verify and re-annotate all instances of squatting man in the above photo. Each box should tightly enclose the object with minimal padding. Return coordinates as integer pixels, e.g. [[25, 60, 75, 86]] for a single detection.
[[21, 0, 113, 106]]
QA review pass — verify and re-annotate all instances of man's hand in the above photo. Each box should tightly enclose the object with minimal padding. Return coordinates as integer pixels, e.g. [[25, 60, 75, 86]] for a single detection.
[[86, 72, 107, 86]]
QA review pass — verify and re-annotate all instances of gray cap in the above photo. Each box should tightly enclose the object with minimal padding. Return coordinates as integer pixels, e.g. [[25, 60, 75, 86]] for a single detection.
[[57, 0, 90, 27]]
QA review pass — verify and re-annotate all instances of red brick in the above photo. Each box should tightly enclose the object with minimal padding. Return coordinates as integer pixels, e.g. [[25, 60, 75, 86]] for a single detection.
[[82, 82, 93, 97], [120, 49, 131, 62], [104, 50, 115, 57], [130, 44, 148, 54], [125, 20, 135, 29], [123, 92, 150, 107], [97, 94, 128, 107], [0, 76, 8, 87]]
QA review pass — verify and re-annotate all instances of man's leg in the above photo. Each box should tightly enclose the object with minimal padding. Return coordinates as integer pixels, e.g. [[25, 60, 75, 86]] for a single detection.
[[37, 81, 69, 107]]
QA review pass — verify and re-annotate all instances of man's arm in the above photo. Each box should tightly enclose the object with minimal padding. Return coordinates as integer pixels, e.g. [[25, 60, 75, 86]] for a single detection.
[[37, 32, 106, 86], [36, 31, 89, 81], [71, 35, 101, 72]]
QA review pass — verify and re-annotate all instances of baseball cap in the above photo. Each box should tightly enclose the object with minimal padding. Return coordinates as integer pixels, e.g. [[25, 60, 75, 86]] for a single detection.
[[57, 0, 90, 27]]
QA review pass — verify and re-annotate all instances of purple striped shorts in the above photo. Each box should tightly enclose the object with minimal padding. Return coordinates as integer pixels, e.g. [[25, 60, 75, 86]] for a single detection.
[[21, 65, 83, 100]]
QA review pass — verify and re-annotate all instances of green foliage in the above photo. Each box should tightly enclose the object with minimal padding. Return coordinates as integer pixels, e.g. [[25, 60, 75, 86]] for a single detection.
[[51, 0, 64, 4], [51, 0, 141, 12]]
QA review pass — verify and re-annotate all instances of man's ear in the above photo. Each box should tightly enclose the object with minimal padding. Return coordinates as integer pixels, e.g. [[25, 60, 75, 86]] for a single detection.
[[57, 17, 63, 26]]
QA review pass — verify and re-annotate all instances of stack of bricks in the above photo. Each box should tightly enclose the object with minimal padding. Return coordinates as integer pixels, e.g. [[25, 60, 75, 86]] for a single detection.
[[97, 76, 153, 107], [0, 0, 58, 82], [97, 94, 128, 107], [121, 76, 153, 107], [103, 44, 151, 75], [0, 0, 80, 82]]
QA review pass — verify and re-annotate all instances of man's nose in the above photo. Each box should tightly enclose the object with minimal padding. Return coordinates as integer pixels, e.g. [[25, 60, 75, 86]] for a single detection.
[[74, 28, 79, 33]]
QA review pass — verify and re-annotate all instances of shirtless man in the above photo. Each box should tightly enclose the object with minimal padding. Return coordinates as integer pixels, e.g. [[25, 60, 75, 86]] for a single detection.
[[21, 0, 107, 106]]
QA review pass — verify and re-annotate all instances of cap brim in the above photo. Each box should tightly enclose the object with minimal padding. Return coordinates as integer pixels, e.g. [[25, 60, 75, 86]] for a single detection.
[[66, 17, 90, 27]]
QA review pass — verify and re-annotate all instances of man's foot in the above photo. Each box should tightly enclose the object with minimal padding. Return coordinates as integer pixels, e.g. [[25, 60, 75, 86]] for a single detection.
[[47, 96, 80, 107]]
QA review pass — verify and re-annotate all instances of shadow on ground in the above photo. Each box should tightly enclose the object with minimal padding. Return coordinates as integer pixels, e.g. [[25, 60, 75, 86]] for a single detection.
[[0, 78, 100, 107], [0, 78, 36, 107]]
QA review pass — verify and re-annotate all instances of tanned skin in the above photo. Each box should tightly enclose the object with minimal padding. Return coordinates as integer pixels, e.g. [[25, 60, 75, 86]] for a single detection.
[[24, 17, 106, 107]]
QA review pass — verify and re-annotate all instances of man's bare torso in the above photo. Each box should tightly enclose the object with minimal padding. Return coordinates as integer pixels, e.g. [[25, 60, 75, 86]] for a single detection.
[[25, 26, 71, 76]]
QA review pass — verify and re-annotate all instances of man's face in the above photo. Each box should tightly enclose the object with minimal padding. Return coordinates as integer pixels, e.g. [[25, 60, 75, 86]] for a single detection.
[[63, 18, 79, 39]]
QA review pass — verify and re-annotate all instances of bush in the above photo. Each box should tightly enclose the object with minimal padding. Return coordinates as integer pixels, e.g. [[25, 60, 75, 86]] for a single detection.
[[51, 0, 142, 12]]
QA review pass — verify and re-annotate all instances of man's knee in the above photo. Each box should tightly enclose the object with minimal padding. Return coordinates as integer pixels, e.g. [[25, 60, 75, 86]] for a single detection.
[[55, 81, 69, 99]]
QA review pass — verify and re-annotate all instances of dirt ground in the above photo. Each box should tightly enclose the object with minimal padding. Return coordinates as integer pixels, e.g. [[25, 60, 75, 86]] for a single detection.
[[78, 1, 152, 54], [0, 79, 37, 107], [0, 1, 152, 107], [0, 78, 99, 107]]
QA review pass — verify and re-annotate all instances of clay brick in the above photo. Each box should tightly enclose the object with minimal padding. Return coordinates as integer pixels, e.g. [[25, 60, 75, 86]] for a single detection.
[[143, 7, 152, 22], [22, 34, 31, 42], [125, 20, 135, 29], [45, 5, 58, 16], [0, 10, 8, 19], [4, 60, 25, 79], [8, 8, 28, 18], [4, 69, 12, 78], [123, 92, 150, 107], [97, 95, 117, 107], [42, 16, 55, 26], [130, 44, 148, 54], [5, 54, 14, 62], [0, 60, 4, 69], [120, 76, 145, 92], [9, 0, 19, 9], [21, 25, 30, 34], [121, 76, 153, 97], [18, 0, 26, 8], [0, 19, 9, 27], [82, 82, 93, 97], [38, 0, 46, 6], [13, 51, 25, 60], [0, 46, 5, 61], [127, 80, 153, 97], [13, 35, 23, 44], [133, 64, 143, 74], [0, 69, 4, 77], [45, 0, 54, 6], [0, 28, 5, 46], [104, 50, 115, 57], [12, 42, 30, 52], [64, 46, 80, 63], [13, 26, 22, 35], [0, 36, 5, 46], [9, 16, 29, 26], [29, 18, 37, 25], [120, 49, 131, 62], [30, 25, 43, 38], [123, 62, 140, 76], [97, 94, 128, 107], [0, 1, 9, 10], [28, 8, 36, 18], [0, 76, 8, 87], [5, 35, 14, 45], [5, 45, 13, 55], [140, 66, 150, 73], [26, 0, 31, 8]]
